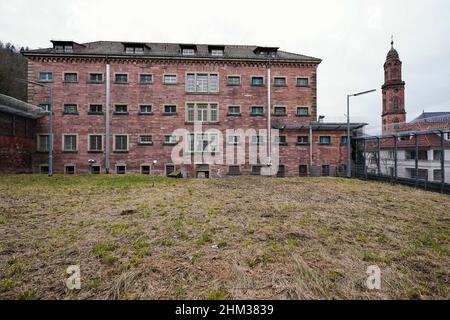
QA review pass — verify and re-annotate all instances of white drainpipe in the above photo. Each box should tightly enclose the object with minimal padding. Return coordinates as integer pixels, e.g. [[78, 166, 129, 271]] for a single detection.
[[105, 60, 111, 173], [267, 60, 272, 173]]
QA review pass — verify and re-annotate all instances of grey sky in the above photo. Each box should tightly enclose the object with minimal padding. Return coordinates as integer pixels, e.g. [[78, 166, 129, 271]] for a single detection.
[[1, 0, 449, 133]]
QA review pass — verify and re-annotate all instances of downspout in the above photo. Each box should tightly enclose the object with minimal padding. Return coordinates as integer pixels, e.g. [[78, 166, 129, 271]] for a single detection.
[[309, 123, 313, 176], [105, 57, 111, 173], [267, 58, 272, 175]]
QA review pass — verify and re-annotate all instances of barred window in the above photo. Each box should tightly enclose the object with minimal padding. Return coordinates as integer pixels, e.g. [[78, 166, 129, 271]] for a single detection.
[[139, 105, 152, 114], [39, 72, 53, 81], [139, 135, 153, 144], [182, 48, 195, 56], [274, 77, 286, 86], [251, 165, 262, 175], [274, 106, 286, 116], [114, 105, 128, 114], [319, 136, 331, 145], [227, 76, 240, 85], [228, 166, 241, 175], [63, 135, 77, 152], [64, 73, 78, 82], [139, 74, 153, 83], [296, 107, 309, 116], [89, 135, 102, 151], [115, 74, 128, 83], [164, 135, 177, 144], [251, 77, 264, 86], [297, 77, 309, 87], [89, 73, 103, 82], [251, 106, 264, 116], [64, 104, 78, 114], [164, 74, 177, 84], [211, 49, 224, 56], [188, 133, 218, 153], [89, 104, 102, 114], [228, 106, 240, 115]]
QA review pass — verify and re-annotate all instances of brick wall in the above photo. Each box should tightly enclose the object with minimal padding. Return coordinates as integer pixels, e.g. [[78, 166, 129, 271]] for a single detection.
[[27, 56, 350, 176]]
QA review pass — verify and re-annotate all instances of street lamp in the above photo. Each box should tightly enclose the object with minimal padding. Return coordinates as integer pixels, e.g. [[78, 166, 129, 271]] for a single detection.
[[346, 89, 376, 178], [16, 78, 53, 176]]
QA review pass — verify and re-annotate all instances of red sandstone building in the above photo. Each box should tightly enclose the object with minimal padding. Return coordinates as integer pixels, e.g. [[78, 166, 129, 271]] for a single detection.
[[21, 40, 365, 177]]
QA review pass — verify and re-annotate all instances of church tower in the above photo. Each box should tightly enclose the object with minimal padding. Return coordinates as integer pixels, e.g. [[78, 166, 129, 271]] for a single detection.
[[382, 38, 406, 134]]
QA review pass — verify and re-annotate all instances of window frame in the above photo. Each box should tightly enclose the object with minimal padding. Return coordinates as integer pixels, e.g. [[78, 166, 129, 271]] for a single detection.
[[88, 72, 103, 83], [227, 105, 241, 116], [296, 106, 310, 117], [139, 73, 153, 84], [297, 135, 310, 145], [38, 71, 53, 82], [296, 77, 309, 87], [273, 106, 287, 116], [62, 134, 78, 152], [115, 164, 127, 174], [250, 106, 265, 116], [251, 76, 265, 87], [163, 105, 177, 115], [226, 75, 241, 86], [319, 136, 332, 145], [63, 103, 78, 115], [227, 165, 241, 176], [113, 134, 129, 152], [138, 134, 153, 145], [163, 134, 178, 145], [114, 73, 129, 84], [163, 74, 178, 85], [64, 164, 76, 175], [185, 102, 219, 123], [114, 104, 129, 115], [63, 72, 79, 83], [88, 104, 103, 115], [139, 104, 153, 115], [273, 76, 287, 87], [37, 134, 50, 152], [185, 72, 219, 93], [88, 134, 103, 152]]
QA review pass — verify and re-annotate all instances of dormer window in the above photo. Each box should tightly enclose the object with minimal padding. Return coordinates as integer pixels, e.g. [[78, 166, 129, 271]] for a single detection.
[[180, 45, 197, 56], [123, 42, 147, 54], [253, 46, 279, 57], [52, 41, 74, 53]]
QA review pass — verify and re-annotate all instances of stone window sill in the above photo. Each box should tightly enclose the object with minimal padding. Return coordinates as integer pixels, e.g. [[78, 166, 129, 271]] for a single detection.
[[88, 112, 104, 115], [113, 150, 129, 153], [227, 113, 241, 117], [162, 112, 178, 116], [138, 112, 154, 116], [113, 112, 129, 115]]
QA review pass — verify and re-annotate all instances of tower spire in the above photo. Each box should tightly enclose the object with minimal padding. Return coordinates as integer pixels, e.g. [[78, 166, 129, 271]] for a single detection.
[[391, 35, 394, 48]]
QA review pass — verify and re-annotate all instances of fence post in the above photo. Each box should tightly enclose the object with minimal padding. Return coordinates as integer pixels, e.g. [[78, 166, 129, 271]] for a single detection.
[[415, 133, 419, 188], [363, 138, 367, 179], [377, 137, 381, 177], [394, 135, 398, 181], [440, 130, 445, 193]]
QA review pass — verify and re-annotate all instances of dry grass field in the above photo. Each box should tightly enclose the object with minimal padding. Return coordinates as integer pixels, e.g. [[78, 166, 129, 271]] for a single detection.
[[0, 175, 449, 300]]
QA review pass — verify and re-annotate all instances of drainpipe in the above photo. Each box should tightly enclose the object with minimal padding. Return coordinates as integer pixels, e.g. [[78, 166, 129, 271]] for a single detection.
[[309, 123, 313, 176], [105, 58, 111, 173], [267, 58, 272, 175]]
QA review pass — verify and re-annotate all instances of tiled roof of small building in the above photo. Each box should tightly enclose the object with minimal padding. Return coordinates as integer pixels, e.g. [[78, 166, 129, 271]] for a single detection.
[[23, 40, 322, 63]]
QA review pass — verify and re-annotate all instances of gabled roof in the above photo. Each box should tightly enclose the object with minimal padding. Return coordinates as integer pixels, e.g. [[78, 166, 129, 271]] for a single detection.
[[22, 40, 322, 63]]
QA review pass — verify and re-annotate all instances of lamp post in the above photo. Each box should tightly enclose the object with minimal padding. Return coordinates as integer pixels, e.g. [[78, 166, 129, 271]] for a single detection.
[[16, 78, 53, 176], [346, 89, 376, 178]]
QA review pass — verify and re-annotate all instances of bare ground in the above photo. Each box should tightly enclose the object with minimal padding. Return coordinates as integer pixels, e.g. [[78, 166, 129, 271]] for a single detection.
[[0, 175, 449, 300]]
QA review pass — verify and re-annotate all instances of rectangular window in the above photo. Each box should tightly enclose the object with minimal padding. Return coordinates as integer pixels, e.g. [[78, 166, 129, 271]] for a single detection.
[[88, 104, 102, 114], [251, 76, 264, 86], [163, 74, 177, 84], [139, 74, 153, 83], [296, 107, 309, 116], [227, 76, 241, 86], [114, 135, 128, 152], [139, 135, 153, 145], [227, 135, 241, 145], [274, 77, 286, 87], [227, 166, 241, 176], [228, 106, 241, 115], [63, 135, 77, 152], [433, 169, 442, 181], [164, 105, 177, 114], [319, 136, 331, 145], [299, 165, 308, 177], [182, 48, 195, 56], [39, 72, 53, 81], [297, 136, 309, 145], [139, 105, 152, 114], [341, 136, 349, 144], [90, 165, 101, 174], [211, 49, 224, 57], [114, 105, 128, 114], [322, 165, 330, 176], [187, 133, 218, 153], [116, 164, 126, 174], [251, 165, 262, 175], [275, 135, 287, 144], [38, 104, 51, 112], [406, 149, 428, 160], [114, 74, 128, 83], [251, 106, 264, 116], [89, 135, 103, 152], [37, 134, 50, 152], [186, 73, 219, 93], [64, 73, 78, 82], [251, 135, 264, 145], [65, 165, 75, 174], [164, 135, 177, 144], [274, 106, 287, 116], [185, 103, 219, 123], [63, 104, 78, 114], [297, 77, 309, 87], [89, 73, 103, 83], [40, 165, 49, 174], [125, 46, 144, 54], [141, 165, 150, 175], [277, 165, 285, 177]]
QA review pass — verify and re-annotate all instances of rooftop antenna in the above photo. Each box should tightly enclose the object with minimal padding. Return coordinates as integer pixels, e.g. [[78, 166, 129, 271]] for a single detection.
[[391, 35, 394, 48]]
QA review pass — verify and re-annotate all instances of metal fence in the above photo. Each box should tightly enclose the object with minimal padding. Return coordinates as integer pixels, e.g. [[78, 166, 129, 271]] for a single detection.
[[352, 129, 450, 194]]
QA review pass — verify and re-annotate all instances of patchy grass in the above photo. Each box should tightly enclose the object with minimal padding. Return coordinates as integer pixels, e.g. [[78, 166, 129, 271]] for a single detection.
[[0, 175, 449, 300]]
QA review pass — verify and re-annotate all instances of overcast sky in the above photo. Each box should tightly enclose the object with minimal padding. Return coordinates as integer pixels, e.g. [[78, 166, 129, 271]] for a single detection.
[[1, 0, 449, 133]]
